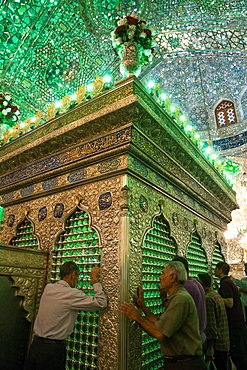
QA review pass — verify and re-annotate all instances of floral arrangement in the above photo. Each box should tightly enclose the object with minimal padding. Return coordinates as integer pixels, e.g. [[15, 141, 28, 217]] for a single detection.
[[0, 93, 20, 127], [111, 13, 155, 65]]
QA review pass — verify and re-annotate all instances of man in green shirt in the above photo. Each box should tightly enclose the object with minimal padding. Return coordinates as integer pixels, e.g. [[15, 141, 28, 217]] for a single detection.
[[121, 261, 206, 369]]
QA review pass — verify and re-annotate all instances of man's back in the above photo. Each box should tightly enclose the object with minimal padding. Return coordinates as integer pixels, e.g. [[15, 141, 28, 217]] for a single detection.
[[184, 276, 207, 341], [34, 279, 107, 340], [219, 276, 245, 329], [205, 289, 230, 352], [27, 262, 107, 370]]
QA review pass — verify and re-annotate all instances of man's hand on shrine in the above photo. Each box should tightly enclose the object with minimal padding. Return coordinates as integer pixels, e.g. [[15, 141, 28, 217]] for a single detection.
[[121, 302, 140, 321]]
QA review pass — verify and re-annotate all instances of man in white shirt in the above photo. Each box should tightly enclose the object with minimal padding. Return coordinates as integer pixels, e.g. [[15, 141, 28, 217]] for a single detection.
[[26, 261, 107, 370]]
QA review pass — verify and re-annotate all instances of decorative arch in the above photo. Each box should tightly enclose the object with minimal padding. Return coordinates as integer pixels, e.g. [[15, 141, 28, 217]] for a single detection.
[[141, 212, 177, 370], [9, 216, 39, 250], [211, 241, 225, 285], [51, 206, 101, 370], [212, 241, 225, 268], [186, 229, 208, 277], [215, 100, 237, 127]]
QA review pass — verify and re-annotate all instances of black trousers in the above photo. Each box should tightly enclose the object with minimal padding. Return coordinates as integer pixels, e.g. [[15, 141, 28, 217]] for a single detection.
[[163, 356, 207, 370], [213, 349, 229, 370], [229, 327, 247, 370], [25, 336, 66, 370]]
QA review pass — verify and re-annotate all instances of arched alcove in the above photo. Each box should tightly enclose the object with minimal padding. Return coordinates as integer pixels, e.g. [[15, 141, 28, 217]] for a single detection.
[[51, 207, 101, 370], [211, 241, 225, 285], [141, 213, 177, 370], [212, 241, 225, 271], [186, 229, 208, 277], [10, 217, 39, 250]]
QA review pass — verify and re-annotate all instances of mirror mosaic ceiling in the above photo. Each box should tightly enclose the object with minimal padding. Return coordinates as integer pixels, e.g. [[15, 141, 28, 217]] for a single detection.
[[0, 0, 246, 157]]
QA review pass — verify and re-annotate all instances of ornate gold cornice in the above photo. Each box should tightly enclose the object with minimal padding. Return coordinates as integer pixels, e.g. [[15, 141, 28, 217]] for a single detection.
[[0, 76, 237, 218]]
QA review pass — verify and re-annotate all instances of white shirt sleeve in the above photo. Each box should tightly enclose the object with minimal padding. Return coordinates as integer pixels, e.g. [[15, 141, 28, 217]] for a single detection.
[[69, 283, 108, 311]]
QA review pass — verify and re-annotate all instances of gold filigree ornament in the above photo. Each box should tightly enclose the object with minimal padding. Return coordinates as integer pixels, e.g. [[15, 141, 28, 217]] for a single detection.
[[3, 128, 11, 143], [34, 110, 43, 125], [75, 85, 86, 105], [22, 117, 32, 133], [45, 103, 58, 121], [158, 199, 165, 210], [25, 207, 31, 216], [75, 194, 83, 205], [91, 76, 104, 96], [10, 123, 22, 139], [60, 95, 71, 113]]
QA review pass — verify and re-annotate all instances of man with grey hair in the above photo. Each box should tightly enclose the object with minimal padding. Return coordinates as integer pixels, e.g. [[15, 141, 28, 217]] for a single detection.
[[27, 261, 107, 370], [121, 261, 206, 369]]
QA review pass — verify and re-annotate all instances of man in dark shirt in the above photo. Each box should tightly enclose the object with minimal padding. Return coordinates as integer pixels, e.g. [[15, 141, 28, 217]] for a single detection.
[[214, 261, 247, 370]]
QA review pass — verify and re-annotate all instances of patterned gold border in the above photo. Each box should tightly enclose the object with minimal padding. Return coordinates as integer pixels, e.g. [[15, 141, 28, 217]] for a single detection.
[[0, 127, 131, 188]]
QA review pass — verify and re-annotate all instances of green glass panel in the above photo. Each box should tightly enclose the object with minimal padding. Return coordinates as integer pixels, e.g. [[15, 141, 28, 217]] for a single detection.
[[50, 208, 101, 370], [9, 218, 39, 249], [211, 242, 225, 287], [186, 231, 208, 278], [141, 214, 177, 370], [0, 207, 4, 223]]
